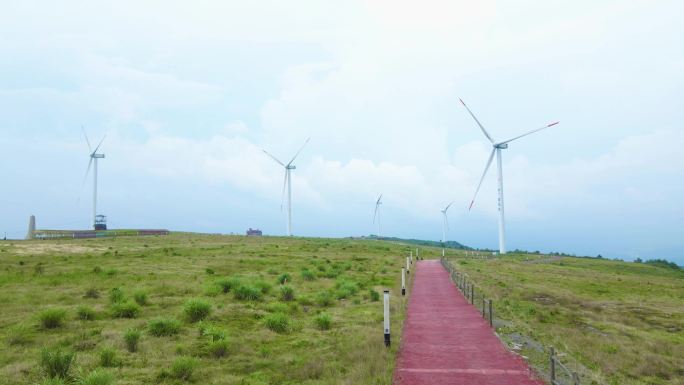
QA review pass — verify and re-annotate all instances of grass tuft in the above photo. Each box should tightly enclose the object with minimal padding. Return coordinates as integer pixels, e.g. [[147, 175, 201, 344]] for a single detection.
[[123, 328, 141, 352], [314, 312, 332, 330], [280, 285, 295, 301], [183, 298, 212, 322], [111, 301, 140, 319], [108, 288, 125, 304], [39, 308, 67, 329], [369, 289, 380, 302], [315, 291, 334, 307], [83, 288, 100, 299], [133, 290, 148, 306], [301, 268, 316, 281], [148, 318, 181, 337], [99, 346, 118, 367], [277, 273, 291, 285], [40, 347, 75, 379], [170, 356, 198, 381], [215, 277, 241, 293], [234, 285, 262, 301], [264, 312, 290, 333]]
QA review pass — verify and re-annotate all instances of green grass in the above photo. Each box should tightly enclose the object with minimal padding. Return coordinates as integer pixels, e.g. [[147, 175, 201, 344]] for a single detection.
[[122, 328, 141, 352], [183, 298, 212, 322], [0, 234, 409, 384], [445, 252, 684, 385], [38, 308, 67, 329]]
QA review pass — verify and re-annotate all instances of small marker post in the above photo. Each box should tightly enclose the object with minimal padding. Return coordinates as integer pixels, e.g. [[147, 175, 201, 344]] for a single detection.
[[383, 290, 390, 347], [401, 267, 406, 296], [406, 256, 410, 275], [416, 248, 419, 260]]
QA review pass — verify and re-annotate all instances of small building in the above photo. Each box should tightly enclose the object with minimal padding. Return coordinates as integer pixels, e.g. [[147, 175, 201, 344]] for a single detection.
[[246, 228, 262, 236]]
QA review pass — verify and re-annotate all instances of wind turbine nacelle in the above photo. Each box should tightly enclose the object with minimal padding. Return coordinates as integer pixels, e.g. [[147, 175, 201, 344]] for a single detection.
[[494, 143, 508, 149], [286, 165, 296, 170], [92, 154, 105, 159]]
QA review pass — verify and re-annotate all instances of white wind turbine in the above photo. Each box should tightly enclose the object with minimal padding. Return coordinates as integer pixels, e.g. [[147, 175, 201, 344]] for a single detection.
[[373, 194, 382, 238], [263, 138, 310, 237], [460, 98, 559, 255], [441, 201, 454, 257], [82, 128, 106, 230]]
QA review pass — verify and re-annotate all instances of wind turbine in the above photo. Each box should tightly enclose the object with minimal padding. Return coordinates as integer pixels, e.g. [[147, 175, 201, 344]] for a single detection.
[[82, 128, 106, 230], [263, 138, 310, 236], [460, 98, 559, 255], [373, 194, 382, 238], [440, 201, 453, 257]]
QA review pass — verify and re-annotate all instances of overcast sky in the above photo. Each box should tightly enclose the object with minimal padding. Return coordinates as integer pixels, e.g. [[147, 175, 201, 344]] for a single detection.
[[1, 1, 682, 263]]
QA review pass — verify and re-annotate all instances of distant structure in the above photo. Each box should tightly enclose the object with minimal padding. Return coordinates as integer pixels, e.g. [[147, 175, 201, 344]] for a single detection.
[[95, 215, 107, 230], [32, 229, 169, 240], [246, 228, 262, 236], [26, 215, 36, 240]]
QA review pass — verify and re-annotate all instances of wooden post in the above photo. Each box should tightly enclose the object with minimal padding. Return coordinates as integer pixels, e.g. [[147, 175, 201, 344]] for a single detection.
[[401, 268, 406, 296], [383, 290, 390, 347], [406, 256, 410, 275], [572, 372, 580, 385], [488, 299, 493, 327], [482, 297, 485, 317], [550, 346, 556, 383], [470, 285, 474, 304]]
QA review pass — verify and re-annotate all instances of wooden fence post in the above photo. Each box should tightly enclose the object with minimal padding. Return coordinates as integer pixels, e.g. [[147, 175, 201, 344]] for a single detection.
[[488, 299, 493, 327], [550, 346, 556, 383], [470, 285, 474, 304]]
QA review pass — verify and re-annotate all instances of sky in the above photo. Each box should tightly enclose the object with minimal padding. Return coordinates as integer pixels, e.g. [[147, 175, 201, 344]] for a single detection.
[[1, 1, 683, 263]]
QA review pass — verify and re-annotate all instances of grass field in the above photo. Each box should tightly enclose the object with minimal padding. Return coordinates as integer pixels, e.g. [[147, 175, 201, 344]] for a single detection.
[[445, 252, 684, 385], [0, 234, 413, 385]]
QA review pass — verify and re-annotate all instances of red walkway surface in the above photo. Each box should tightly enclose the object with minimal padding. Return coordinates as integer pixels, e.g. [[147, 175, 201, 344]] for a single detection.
[[394, 260, 543, 385]]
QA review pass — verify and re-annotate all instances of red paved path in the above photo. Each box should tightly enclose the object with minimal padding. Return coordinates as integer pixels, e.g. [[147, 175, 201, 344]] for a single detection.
[[394, 260, 544, 385]]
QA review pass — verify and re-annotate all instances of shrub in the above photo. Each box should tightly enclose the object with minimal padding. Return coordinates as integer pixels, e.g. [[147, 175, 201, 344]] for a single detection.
[[39, 308, 67, 329], [301, 269, 316, 281], [6, 323, 33, 345], [206, 339, 229, 358], [123, 328, 141, 352], [335, 280, 359, 299], [253, 280, 272, 294], [170, 357, 197, 381], [234, 285, 262, 301], [199, 324, 226, 341], [205, 268, 215, 275], [369, 289, 380, 302], [76, 306, 96, 321], [111, 301, 140, 319], [264, 313, 290, 333], [277, 273, 291, 285], [183, 299, 212, 322], [133, 290, 148, 306], [280, 286, 295, 301], [108, 288, 124, 304], [148, 318, 181, 337], [315, 291, 333, 307], [78, 369, 114, 385], [99, 347, 117, 367], [314, 312, 332, 330], [215, 277, 241, 293], [84, 288, 100, 299], [40, 347, 75, 379]]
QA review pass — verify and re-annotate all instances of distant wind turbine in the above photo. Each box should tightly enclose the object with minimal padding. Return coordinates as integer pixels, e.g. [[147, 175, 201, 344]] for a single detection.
[[460, 98, 559, 254], [82, 127, 106, 230], [441, 201, 453, 257], [373, 194, 383, 238], [263, 138, 310, 236]]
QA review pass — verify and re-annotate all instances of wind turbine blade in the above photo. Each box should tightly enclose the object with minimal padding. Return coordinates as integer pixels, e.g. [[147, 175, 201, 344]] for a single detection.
[[82, 126, 92, 152], [262, 149, 285, 167], [496, 122, 559, 146], [81, 157, 94, 187], [444, 200, 454, 212], [287, 137, 310, 166], [460, 98, 495, 144], [93, 134, 107, 154], [376, 194, 383, 205], [469, 148, 496, 211], [280, 171, 288, 211]]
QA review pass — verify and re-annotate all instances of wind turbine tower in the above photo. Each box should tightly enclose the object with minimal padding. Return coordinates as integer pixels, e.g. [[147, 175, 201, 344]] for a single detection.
[[440, 201, 453, 257], [263, 138, 310, 236], [82, 129, 106, 230], [460, 98, 559, 254], [373, 194, 383, 238]]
